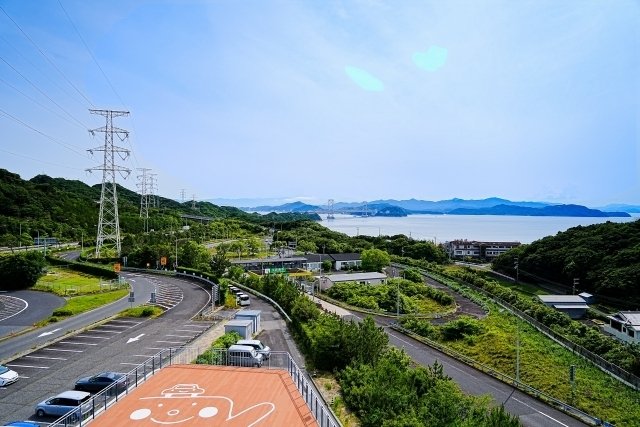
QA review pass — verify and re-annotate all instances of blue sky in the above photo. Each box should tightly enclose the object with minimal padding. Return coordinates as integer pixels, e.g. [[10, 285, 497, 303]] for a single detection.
[[1, 0, 638, 207]]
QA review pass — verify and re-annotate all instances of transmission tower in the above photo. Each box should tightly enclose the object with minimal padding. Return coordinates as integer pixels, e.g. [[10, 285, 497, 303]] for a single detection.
[[137, 168, 151, 232], [327, 199, 335, 220], [191, 194, 197, 210], [148, 173, 158, 207], [87, 109, 130, 257], [180, 189, 187, 204]]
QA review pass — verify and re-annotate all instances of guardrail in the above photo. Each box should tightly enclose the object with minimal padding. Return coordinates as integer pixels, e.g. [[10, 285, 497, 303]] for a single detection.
[[411, 266, 640, 391], [48, 346, 339, 427], [390, 323, 612, 426]]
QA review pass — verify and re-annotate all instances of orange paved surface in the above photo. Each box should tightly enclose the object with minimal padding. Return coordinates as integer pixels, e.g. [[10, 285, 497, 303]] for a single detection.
[[89, 365, 317, 427]]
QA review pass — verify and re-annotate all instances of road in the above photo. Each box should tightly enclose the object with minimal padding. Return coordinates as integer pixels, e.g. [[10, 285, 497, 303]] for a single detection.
[[0, 272, 214, 425], [311, 297, 588, 427]]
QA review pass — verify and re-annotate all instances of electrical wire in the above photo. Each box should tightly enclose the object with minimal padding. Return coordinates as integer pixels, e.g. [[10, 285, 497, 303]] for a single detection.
[[0, 76, 86, 130], [0, 5, 95, 108], [0, 34, 88, 110], [0, 147, 84, 171], [0, 108, 90, 158], [0, 56, 89, 129], [57, 0, 126, 109]]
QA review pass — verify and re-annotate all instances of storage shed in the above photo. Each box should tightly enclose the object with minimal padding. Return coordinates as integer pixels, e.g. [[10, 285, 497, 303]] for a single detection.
[[224, 319, 254, 339], [538, 295, 589, 319], [235, 310, 262, 335]]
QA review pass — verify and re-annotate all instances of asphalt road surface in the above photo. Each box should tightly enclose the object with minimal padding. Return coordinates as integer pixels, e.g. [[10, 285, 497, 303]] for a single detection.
[[0, 272, 213, 425]]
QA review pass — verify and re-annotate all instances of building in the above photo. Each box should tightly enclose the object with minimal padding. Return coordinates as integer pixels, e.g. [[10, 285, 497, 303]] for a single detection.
[[230, 256, 307, 274], [317, 272, 387, 291], [302, 254, 333, 272], [445, 240, 520, 260], [330, 253, 362, 270], [538, 295, 589, 319], [603, 311, 640, 344]]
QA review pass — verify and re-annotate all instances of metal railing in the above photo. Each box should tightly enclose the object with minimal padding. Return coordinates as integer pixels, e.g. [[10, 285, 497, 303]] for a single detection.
[[48, 346, 338, 427], [390, 323, 612, 426]]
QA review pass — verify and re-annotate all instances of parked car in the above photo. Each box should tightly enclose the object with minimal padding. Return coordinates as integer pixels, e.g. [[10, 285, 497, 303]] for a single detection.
[[2, 421, 40, 427], [0, 365, 19, 387], [236, 339, 271, 359], [74, 371, 127, 393], [35, 390, 91, 419], [227, 345, 264, 367]]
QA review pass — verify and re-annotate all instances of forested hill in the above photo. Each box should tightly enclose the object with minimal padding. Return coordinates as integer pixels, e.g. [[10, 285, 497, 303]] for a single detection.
[[0, 168, 318, 246], [492, 219, 640, 304]]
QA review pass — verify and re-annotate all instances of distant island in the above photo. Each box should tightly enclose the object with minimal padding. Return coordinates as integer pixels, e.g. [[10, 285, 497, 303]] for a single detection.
[[242, 197, 632, 218]]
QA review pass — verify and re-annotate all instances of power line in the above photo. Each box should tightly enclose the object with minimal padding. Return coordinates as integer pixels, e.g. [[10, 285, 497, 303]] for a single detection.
[[0, 5, 95, 107], [0, 34, 88, 109], [0, 76, 85, 130], [57, 0, 126, 108], [0, 108, 89, 157], [0, 55, 89, 129], [0, 147, 84, 170]]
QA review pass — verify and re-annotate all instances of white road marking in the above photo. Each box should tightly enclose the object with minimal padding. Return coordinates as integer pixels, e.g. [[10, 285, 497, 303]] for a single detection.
[[38, 328, 62, 337], [132, 354, 155, 358], [512, 397, 570, 426], [43, 348, 83, 353], [120, 362, 145, 366], [59, 341, 98, 346], [24, 355, 66, 360], [155, 340, 184, 344], [166, 334, 195, 338], [76, 335, 110, 339], [127, 333, 146, 344], [6, 364, 49, 369]]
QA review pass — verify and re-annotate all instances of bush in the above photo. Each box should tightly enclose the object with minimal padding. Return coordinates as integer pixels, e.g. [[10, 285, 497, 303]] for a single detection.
[[441, 316, 484, 341]]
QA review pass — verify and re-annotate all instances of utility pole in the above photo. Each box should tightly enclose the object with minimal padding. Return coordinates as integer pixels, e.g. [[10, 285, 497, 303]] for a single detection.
[[514, 257, 519, 283], [137, 168, 151, 232], [573, 278, 579, 295], [87, 109, 130, 258]]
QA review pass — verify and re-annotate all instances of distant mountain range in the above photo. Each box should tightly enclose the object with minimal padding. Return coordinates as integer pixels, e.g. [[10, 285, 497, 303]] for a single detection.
[[239, 197, 632, 218]]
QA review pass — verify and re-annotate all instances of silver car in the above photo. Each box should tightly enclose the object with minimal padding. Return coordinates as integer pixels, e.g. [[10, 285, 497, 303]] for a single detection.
[[35, 390, 91, 419]]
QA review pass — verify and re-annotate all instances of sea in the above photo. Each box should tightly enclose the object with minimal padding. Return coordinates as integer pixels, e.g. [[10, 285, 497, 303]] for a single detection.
[[318, 214, 639, 244]]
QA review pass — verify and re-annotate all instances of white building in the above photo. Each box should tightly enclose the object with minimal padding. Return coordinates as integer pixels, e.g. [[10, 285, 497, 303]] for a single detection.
[[538, 295, 589, 319], [317, 272, 387, 291], [603, 312, 640, 344]]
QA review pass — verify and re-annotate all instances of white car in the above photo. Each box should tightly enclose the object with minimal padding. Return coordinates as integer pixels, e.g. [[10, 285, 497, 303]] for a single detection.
[[0, 365, 19, 387]]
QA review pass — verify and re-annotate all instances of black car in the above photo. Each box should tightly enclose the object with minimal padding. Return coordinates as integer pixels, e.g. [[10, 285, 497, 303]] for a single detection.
[[74, 371, 127, 393]]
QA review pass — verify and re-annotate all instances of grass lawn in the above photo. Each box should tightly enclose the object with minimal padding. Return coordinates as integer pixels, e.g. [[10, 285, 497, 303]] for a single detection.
[[439, 303, 640, 426], [33, 267, 130, 325], [34, 267, 125, 295]]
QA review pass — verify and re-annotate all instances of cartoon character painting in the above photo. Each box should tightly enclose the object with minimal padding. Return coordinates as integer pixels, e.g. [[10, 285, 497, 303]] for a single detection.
[[129, 383, 275, 426]]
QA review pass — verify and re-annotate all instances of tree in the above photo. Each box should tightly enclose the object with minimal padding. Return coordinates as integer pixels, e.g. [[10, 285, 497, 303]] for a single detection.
[[178, 240, 211, 270], [0, 252, 46, 290], [210, 252, 231, 280], [361, 248, 391, 272]]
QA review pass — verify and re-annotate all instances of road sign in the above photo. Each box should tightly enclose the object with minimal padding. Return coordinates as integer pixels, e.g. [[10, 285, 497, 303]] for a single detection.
[[114, 263, 121, 272], [161, 256, 167, 266]]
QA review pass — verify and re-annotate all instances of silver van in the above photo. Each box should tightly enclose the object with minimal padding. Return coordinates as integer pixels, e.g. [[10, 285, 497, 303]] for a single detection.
[[236, 339, 271, 360], [227, 344, 263, 367]]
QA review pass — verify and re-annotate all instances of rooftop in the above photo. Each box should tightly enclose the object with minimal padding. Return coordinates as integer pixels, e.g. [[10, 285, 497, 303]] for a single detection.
[[87, 364, 316, 427], [538, 295, 587, 304], [320, 272, 387, 282]]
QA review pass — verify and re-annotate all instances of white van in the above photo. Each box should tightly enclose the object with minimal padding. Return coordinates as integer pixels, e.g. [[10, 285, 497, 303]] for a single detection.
[[227, 344, 263, 367], [237, 293, 250, 306], [236, 339, 271, 360]]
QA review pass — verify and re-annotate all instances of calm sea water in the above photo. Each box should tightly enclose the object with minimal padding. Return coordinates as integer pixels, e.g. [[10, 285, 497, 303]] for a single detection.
[[319, 214, 638, 244]]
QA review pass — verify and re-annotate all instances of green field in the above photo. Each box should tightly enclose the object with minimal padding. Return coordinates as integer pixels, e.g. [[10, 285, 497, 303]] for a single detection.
[[34, 267, 126, 295]]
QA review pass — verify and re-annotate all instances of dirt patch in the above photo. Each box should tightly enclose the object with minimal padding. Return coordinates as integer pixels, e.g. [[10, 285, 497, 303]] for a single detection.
[[314, 374, 360, 427], [424, 275, 488, 324]]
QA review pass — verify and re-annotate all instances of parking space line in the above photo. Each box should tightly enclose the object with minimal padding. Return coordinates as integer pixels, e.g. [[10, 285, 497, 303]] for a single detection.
[[146, 347, 167, 350], [25, 355, 66, 360], [77, 335, 111, 339], [132, 354, 156, 357], [6, 364, 49, 369], [59, 341, 98, 346], [98, 324, 131, 329], [44, 348, 83, 353], [91, 329, 123, 333]]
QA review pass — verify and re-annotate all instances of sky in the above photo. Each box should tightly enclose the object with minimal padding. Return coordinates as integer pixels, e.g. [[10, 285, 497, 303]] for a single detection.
[[0, 0, 639, 208]]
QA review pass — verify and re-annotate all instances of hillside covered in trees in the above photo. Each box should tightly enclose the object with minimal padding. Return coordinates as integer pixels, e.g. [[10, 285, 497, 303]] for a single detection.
[[0, 168, 318, 247], [492, 219, 640, 304]]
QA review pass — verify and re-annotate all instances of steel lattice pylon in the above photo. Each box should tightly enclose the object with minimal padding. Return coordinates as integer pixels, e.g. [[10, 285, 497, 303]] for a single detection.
[[87, 109, 130, 258]]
